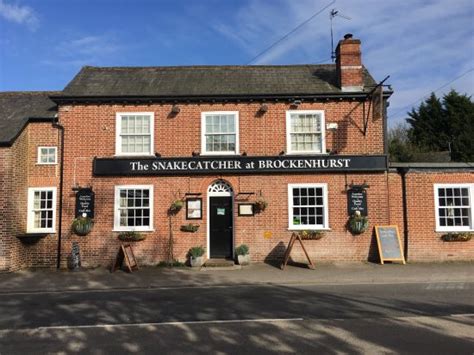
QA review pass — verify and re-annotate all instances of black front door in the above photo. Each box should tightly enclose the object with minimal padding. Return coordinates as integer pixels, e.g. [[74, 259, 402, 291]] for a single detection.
[[209, 196, 233, 258]]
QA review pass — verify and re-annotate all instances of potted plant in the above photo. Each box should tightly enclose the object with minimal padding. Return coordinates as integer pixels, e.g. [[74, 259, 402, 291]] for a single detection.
[[235, 244, 250, 265], [117, 231, 146, 242], [254, 198, 268, 213], [441, 232, 472, 242], [188, 246, 205, 267], [348, 211, 369, 235], [169, 199, 184, 214], [72, 213, 93, 236], [180, 224, 200, 233], [298, 230, 324, 240]]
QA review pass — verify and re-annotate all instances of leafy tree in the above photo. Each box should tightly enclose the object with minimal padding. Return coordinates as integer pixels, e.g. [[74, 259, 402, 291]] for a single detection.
[[388, 123, 414, 162], [404, 90, 474, 162]]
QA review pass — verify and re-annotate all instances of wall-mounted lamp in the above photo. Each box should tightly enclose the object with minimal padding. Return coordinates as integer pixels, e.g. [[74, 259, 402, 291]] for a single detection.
[[326, 123, 338, 131], [155, 152, 161, 158], [279, 150, 285, 156], [192, 151, 200, 157], [242, 151, 247, 156], [290, 99, 302, 108], [171, 105, 180, 114], [258, 104, 268, 113]]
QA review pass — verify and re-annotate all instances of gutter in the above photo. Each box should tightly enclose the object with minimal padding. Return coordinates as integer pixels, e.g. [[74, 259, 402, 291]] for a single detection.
[[52, 121, 65, 269], [49, 91, 393, 105], [397, 167, 410, 261]]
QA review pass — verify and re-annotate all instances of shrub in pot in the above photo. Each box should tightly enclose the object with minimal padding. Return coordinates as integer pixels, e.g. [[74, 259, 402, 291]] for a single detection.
[[235, 244, 250, 265], [188, 246, 205, 267], [117, 231, 146, 242], [72, 214, 93, 236], [169, 199, 184, 214], [348, 211, 369, 235]]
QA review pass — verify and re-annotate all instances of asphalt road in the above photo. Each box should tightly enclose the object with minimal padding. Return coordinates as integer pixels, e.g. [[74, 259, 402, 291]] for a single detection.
[[0, 282, 473, 354]]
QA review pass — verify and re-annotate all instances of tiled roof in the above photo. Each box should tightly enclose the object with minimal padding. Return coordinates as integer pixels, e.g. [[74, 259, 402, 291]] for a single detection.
[[59, 64, 377, 98], [0, 91, 58, 145]]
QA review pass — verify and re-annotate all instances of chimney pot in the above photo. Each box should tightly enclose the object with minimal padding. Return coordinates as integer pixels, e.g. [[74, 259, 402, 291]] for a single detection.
[[344, 33, 353, 40]]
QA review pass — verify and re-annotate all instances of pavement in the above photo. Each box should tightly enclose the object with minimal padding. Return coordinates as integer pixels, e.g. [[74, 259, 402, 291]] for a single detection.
[[1, 261, 473, 294]]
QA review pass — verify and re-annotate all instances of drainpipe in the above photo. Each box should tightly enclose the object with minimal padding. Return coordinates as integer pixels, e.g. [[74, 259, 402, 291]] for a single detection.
[[52, 121, 65, 269], [398, 167, 409, 261]]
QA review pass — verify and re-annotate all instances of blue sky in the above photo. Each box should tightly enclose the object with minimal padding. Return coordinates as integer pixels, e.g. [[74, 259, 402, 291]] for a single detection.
[[0, 0, 473, 126]]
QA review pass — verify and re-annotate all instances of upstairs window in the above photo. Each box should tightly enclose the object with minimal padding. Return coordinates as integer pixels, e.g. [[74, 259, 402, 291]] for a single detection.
[[114, 185, 154, 231], [201, 112, 239, 155], [37, 147, 57, 165], [286, 110, 325, 154], [434, 184, 473, 232], [27, 187, 57, 233], [116, 113, 154, 155]]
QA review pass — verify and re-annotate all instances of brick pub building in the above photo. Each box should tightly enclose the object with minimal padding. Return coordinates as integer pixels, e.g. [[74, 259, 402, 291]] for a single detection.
[[1, 35, 472, 271]]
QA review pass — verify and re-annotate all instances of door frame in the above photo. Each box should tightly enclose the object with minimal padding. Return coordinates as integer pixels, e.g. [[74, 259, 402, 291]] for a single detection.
[[207, 180, 234, 259]]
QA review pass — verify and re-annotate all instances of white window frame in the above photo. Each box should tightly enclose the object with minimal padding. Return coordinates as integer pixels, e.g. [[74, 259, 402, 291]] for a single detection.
[[37, 146, 58, 165], [115, 112, 155, 156], [288, 183, 329, 230], [286, 110, 326, 155], [27, 187, 57, 233], [201, 111, 239, 155], [113, 185, 154, 232], [434, 183, 474, 232]]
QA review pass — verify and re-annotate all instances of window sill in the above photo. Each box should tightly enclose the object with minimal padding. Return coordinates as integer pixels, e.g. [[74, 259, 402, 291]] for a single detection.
[[285, 152, 328, 156], [200, 152, 239, 156], [36, 163, 58, 166], [288, 227, 331, 231], [436, 228, 473, 233], [113, 154, 155, 158], [113, 229, 155, 232]]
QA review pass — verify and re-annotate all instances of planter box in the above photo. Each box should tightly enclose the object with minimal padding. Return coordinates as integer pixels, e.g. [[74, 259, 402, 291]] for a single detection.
[[237, 254, 250, 266], [190, 256, 204, 267]]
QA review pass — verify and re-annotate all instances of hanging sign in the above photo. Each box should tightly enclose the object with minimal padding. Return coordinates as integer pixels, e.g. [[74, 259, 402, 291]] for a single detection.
[[347, 188, 368, 216], [75, 188, 95, 218], [93, 155, 387, 176]]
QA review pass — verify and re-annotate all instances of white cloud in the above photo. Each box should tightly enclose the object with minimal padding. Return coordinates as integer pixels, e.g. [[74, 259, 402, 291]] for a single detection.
[[0, 0, 38, 30], [211, 0, 474, 127], [42, 34, 123, 67]]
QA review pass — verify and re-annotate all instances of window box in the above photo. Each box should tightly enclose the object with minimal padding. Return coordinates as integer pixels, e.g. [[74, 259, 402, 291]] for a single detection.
[[117, 231, 146, 242], [441, 232, 472, 242], [16, 233, 49, 244]]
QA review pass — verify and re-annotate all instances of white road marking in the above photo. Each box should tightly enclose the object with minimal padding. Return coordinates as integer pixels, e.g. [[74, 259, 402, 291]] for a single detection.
[[0, 318, 304, 333]]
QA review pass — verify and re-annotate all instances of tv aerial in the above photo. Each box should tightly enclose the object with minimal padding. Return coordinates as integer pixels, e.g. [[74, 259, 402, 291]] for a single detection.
[[330, 9, 351, 61]]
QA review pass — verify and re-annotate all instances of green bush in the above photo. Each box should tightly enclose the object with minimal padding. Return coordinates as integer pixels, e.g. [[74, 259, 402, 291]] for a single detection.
[[117, 231, 146, 242], [188, 246, 205, 258], [235, 244, 249, 256]]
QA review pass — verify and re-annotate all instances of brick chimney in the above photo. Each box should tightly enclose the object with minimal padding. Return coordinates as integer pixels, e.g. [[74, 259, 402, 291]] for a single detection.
[[336, 33, 363, 92]]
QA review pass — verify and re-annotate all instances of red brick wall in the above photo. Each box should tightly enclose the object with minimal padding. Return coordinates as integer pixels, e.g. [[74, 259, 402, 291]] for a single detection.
[[0, 123, 60, 272], [55, 100, 388, 268], [388, 170, 473, 261]]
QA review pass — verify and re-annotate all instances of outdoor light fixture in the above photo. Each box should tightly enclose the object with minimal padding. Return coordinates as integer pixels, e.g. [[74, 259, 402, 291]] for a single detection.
[[242, 151, 247, 156], [171, 105, 180, 114], [258, 104, 268, 113], [291, 99, 302, 108], [192, 151, 200, 157], [279, 150, 285, 156], [155, 152, 161, 158]]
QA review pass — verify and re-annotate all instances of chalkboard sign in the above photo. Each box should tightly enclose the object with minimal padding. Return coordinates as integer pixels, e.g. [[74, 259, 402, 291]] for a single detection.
[[75, 188, 95, 218], [375, 226, 406, 264], [71, 242, 81, 270], [111, 244, 139, 272], [347, 188, 367, 216]]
